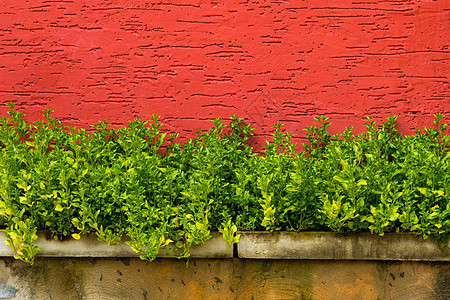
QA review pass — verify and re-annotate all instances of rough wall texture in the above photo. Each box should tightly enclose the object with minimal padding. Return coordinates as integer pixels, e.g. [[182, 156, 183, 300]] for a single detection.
[[0, 258, 449, 299], [0, 1, 449, 147]]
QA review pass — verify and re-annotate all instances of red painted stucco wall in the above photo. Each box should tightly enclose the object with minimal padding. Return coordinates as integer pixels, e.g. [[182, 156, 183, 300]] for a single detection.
[[0, 0, 448, 148]]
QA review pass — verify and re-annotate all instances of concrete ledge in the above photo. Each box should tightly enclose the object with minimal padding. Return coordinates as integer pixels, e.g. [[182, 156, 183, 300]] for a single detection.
[[1, 231, 448, 261], [0, 231, 233, 258], [238, 232, 450, 261]]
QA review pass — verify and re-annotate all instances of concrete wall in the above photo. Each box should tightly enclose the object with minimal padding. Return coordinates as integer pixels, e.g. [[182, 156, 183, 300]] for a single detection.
[[0, 232, 449, 299], [0, 257, 449, 299], [1, 1, 449, 149]]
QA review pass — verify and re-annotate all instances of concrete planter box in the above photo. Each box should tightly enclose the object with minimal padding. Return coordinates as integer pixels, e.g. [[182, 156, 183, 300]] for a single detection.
[[0, 231, 233, 258], [0, 231, 448, 261], [238, 231, 450, 261]]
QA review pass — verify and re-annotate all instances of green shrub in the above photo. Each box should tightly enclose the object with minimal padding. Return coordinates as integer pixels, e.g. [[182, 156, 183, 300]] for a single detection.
[[0, 102, 448, 264]]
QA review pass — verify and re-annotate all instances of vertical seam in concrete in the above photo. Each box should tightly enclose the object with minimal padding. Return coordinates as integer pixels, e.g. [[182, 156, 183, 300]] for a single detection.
[[233, 232, 238, 258]]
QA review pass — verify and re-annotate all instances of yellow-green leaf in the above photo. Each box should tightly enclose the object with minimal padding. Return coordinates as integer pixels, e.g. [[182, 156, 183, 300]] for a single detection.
[[54, 203, 63, 212], [71, 233, 81, 240], [357, 179, 367, 186], [66, 156, 74, 165]]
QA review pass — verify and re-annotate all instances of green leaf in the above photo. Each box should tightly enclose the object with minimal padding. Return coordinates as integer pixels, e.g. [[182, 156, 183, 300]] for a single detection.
[[54, 202, 63, 212], [71, 233, 81, 240], [66, 156, 74, 165], [333, 175, 348, 183], [356, 179, 367, 186], [417, 188, 427, 196]]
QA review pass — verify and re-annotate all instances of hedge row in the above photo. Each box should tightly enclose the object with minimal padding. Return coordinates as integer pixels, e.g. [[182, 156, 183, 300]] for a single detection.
[[0, 103, 448, 264]]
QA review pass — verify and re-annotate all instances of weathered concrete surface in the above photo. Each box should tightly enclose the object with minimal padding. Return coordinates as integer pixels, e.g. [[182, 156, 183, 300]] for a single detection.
[[0, 232, 448, 298], [0, 231, 232, 258], [0, 258, 448, 299], [238, 232, 450, 261]]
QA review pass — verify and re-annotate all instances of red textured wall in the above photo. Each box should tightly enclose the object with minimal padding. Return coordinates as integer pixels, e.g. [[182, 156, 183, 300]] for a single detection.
[[0, 1, 449, 148]]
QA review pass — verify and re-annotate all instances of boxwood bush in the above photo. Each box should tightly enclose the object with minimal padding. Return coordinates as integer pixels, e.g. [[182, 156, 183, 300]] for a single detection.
[[0, 103, 448, 264]]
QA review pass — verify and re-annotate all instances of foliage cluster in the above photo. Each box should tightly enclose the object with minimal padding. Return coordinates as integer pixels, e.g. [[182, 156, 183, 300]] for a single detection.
[[0, 103, 448, 264]]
